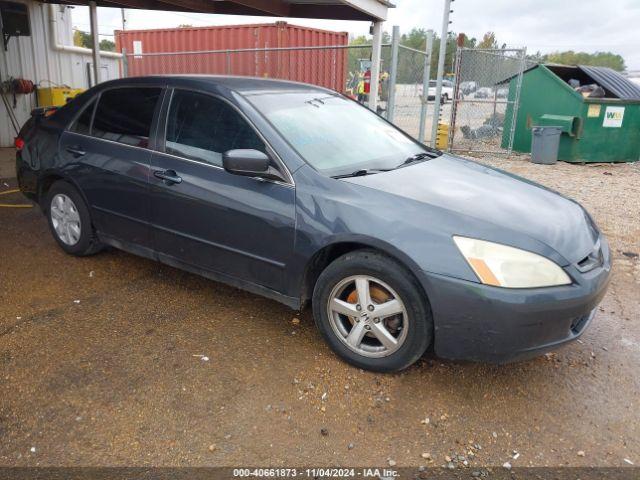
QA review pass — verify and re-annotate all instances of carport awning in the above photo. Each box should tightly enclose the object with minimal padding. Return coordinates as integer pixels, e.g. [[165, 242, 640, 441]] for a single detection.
[[42, 0, 392, 21]]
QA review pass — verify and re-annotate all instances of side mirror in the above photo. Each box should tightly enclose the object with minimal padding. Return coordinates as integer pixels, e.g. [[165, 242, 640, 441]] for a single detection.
[[222, 149, 285, 182]]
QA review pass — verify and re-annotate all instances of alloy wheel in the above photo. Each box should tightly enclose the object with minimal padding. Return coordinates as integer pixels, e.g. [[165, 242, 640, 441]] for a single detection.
[[327, 275, 408, 358], [50, 193, 82, 246]]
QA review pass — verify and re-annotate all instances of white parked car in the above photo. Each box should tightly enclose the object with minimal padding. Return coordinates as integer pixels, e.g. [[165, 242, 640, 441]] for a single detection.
[[459, 81, 478, 95], [419, 80, 454, 103]]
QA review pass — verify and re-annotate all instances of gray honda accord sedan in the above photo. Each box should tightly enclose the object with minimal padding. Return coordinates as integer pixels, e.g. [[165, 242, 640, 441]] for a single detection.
[[16, 76, 611, 371]]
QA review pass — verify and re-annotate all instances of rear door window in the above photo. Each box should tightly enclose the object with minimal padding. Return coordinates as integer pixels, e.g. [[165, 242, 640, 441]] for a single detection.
[[164, 90, 266, 167], [92, 87, 162, 148], [70, 98, 96, 135]]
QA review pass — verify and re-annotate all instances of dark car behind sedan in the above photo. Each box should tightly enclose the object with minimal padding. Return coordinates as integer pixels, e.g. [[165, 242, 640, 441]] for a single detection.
[[16, 76, 611, 372]]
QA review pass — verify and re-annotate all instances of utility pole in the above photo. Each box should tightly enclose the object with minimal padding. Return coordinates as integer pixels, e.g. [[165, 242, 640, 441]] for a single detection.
[[431, 0, 453, 148], [418, 30, 434, 143], [89, 0, 101, 85], [386, 25, 400, 122], [368, 20, 383, 112]]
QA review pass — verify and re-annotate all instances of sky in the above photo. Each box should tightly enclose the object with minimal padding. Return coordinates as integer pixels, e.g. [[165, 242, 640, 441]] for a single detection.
[[71, 0, 640, 70]]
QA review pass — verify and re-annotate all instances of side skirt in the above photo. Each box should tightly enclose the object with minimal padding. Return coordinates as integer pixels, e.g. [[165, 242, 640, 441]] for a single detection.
[[98, 232, 301, 311]]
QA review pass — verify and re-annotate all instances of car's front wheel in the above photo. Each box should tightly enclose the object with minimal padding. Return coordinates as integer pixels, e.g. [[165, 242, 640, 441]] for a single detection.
[[312, 250, 432, 372], [45, 180, 103, 256]]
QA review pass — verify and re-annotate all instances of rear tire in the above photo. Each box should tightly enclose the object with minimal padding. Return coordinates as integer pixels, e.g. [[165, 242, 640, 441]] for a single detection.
[[45, 180, 103, 256], [312, 249, 432, 372]]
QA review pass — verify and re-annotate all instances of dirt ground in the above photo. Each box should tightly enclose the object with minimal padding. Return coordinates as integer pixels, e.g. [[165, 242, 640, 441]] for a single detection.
[[1, 153, 639, 469]]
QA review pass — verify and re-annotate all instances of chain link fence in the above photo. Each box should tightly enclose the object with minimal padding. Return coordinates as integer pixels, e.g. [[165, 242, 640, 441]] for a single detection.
[[390, 45, 433, 142], [448, 47, 528, 154]]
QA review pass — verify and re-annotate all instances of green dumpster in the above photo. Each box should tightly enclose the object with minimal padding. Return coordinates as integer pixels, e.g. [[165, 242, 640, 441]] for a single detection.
[[501, 64, 640, 162]]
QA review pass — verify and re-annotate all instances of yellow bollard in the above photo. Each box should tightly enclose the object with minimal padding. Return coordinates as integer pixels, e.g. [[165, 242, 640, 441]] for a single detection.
[[436, 123, 449, 150]]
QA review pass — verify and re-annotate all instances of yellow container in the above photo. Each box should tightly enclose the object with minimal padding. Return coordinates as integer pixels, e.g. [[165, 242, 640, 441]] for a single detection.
[[37, 87, 84, 107], [436, 123, 449, 150]]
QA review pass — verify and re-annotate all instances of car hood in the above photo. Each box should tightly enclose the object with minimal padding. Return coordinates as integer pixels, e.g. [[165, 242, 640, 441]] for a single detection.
[[342, 154, 597, 264]]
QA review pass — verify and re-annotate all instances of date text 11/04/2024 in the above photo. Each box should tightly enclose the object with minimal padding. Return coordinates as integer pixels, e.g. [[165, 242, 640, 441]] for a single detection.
[[232, 468, 399, 477]]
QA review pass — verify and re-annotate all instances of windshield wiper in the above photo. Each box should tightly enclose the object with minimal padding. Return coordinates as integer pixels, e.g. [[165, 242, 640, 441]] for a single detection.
[[331, 169, 390, 179], [396, 152, 437, 169]]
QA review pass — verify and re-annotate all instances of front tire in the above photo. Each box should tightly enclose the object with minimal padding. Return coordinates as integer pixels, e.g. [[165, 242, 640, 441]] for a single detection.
[[45, 180, 103, 256], [312, 250, 432, 372]]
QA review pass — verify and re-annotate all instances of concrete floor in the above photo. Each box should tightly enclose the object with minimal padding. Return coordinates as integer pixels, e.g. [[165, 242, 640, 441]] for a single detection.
[[0, 156, 639, 468], [0, 148, 16, 180]]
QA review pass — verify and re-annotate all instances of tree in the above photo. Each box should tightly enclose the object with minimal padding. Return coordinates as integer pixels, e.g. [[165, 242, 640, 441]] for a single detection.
[[477, 32, 498, 49], [73, 29, 92, 49], [347, 35, 371, 74], [527, 50, 546, 64], [401, 27, 428, 50], [543, 51, 626, 71], [348, 34, 370, 47], [73, 29, 116, 52], [99, 39, 115, 51], [348, 28, 462, 82], [458, 33, 477, 49]]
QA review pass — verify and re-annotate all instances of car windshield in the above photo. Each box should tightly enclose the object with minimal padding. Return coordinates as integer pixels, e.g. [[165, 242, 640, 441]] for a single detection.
[[247, 91, 438, 177]]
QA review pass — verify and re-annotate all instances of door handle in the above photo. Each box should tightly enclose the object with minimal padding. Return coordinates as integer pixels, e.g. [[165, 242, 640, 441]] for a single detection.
[[153, 169, 182, 185], [66, 146, 86, 157]]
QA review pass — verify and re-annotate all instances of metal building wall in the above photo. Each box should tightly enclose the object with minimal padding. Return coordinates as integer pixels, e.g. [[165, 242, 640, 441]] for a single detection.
[[0, 1, 120, 147]]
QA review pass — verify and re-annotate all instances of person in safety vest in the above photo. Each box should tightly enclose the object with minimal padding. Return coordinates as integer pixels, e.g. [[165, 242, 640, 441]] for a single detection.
[[357, 68, 371, 104], [376, 71, 390, 115], [345, 72, 359, 99]]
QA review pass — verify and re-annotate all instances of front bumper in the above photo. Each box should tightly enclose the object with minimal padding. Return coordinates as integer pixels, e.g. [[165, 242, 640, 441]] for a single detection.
[[419, 237, 612, 363]]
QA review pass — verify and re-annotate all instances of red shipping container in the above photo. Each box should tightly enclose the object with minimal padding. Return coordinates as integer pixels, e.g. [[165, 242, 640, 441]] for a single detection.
[[115, 22, 349, 91]]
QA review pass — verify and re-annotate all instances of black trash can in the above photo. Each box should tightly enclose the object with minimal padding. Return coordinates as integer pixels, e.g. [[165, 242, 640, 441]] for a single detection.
[[531, 126, 562, 165]]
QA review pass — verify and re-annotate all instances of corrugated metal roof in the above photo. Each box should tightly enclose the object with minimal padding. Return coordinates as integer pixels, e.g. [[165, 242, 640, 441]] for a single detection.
[[44, 0, 391, 21], [579, 65, 640, 101]]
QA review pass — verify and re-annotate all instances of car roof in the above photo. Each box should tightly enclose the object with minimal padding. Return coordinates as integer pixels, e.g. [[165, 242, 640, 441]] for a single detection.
[[94, 75, 332, 97]]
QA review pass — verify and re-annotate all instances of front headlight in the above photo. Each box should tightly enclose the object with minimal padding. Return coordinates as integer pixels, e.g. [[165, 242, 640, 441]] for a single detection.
[[453, 236, 571, 288]]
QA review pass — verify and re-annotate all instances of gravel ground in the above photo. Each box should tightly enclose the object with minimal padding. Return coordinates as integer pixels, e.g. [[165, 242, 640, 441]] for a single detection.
[[0, 155, 639, 469]]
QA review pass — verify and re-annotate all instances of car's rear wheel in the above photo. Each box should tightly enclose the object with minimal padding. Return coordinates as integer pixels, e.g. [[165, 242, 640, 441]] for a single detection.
[[312, 250, 432, 372], [45, 180, 103, 256]]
